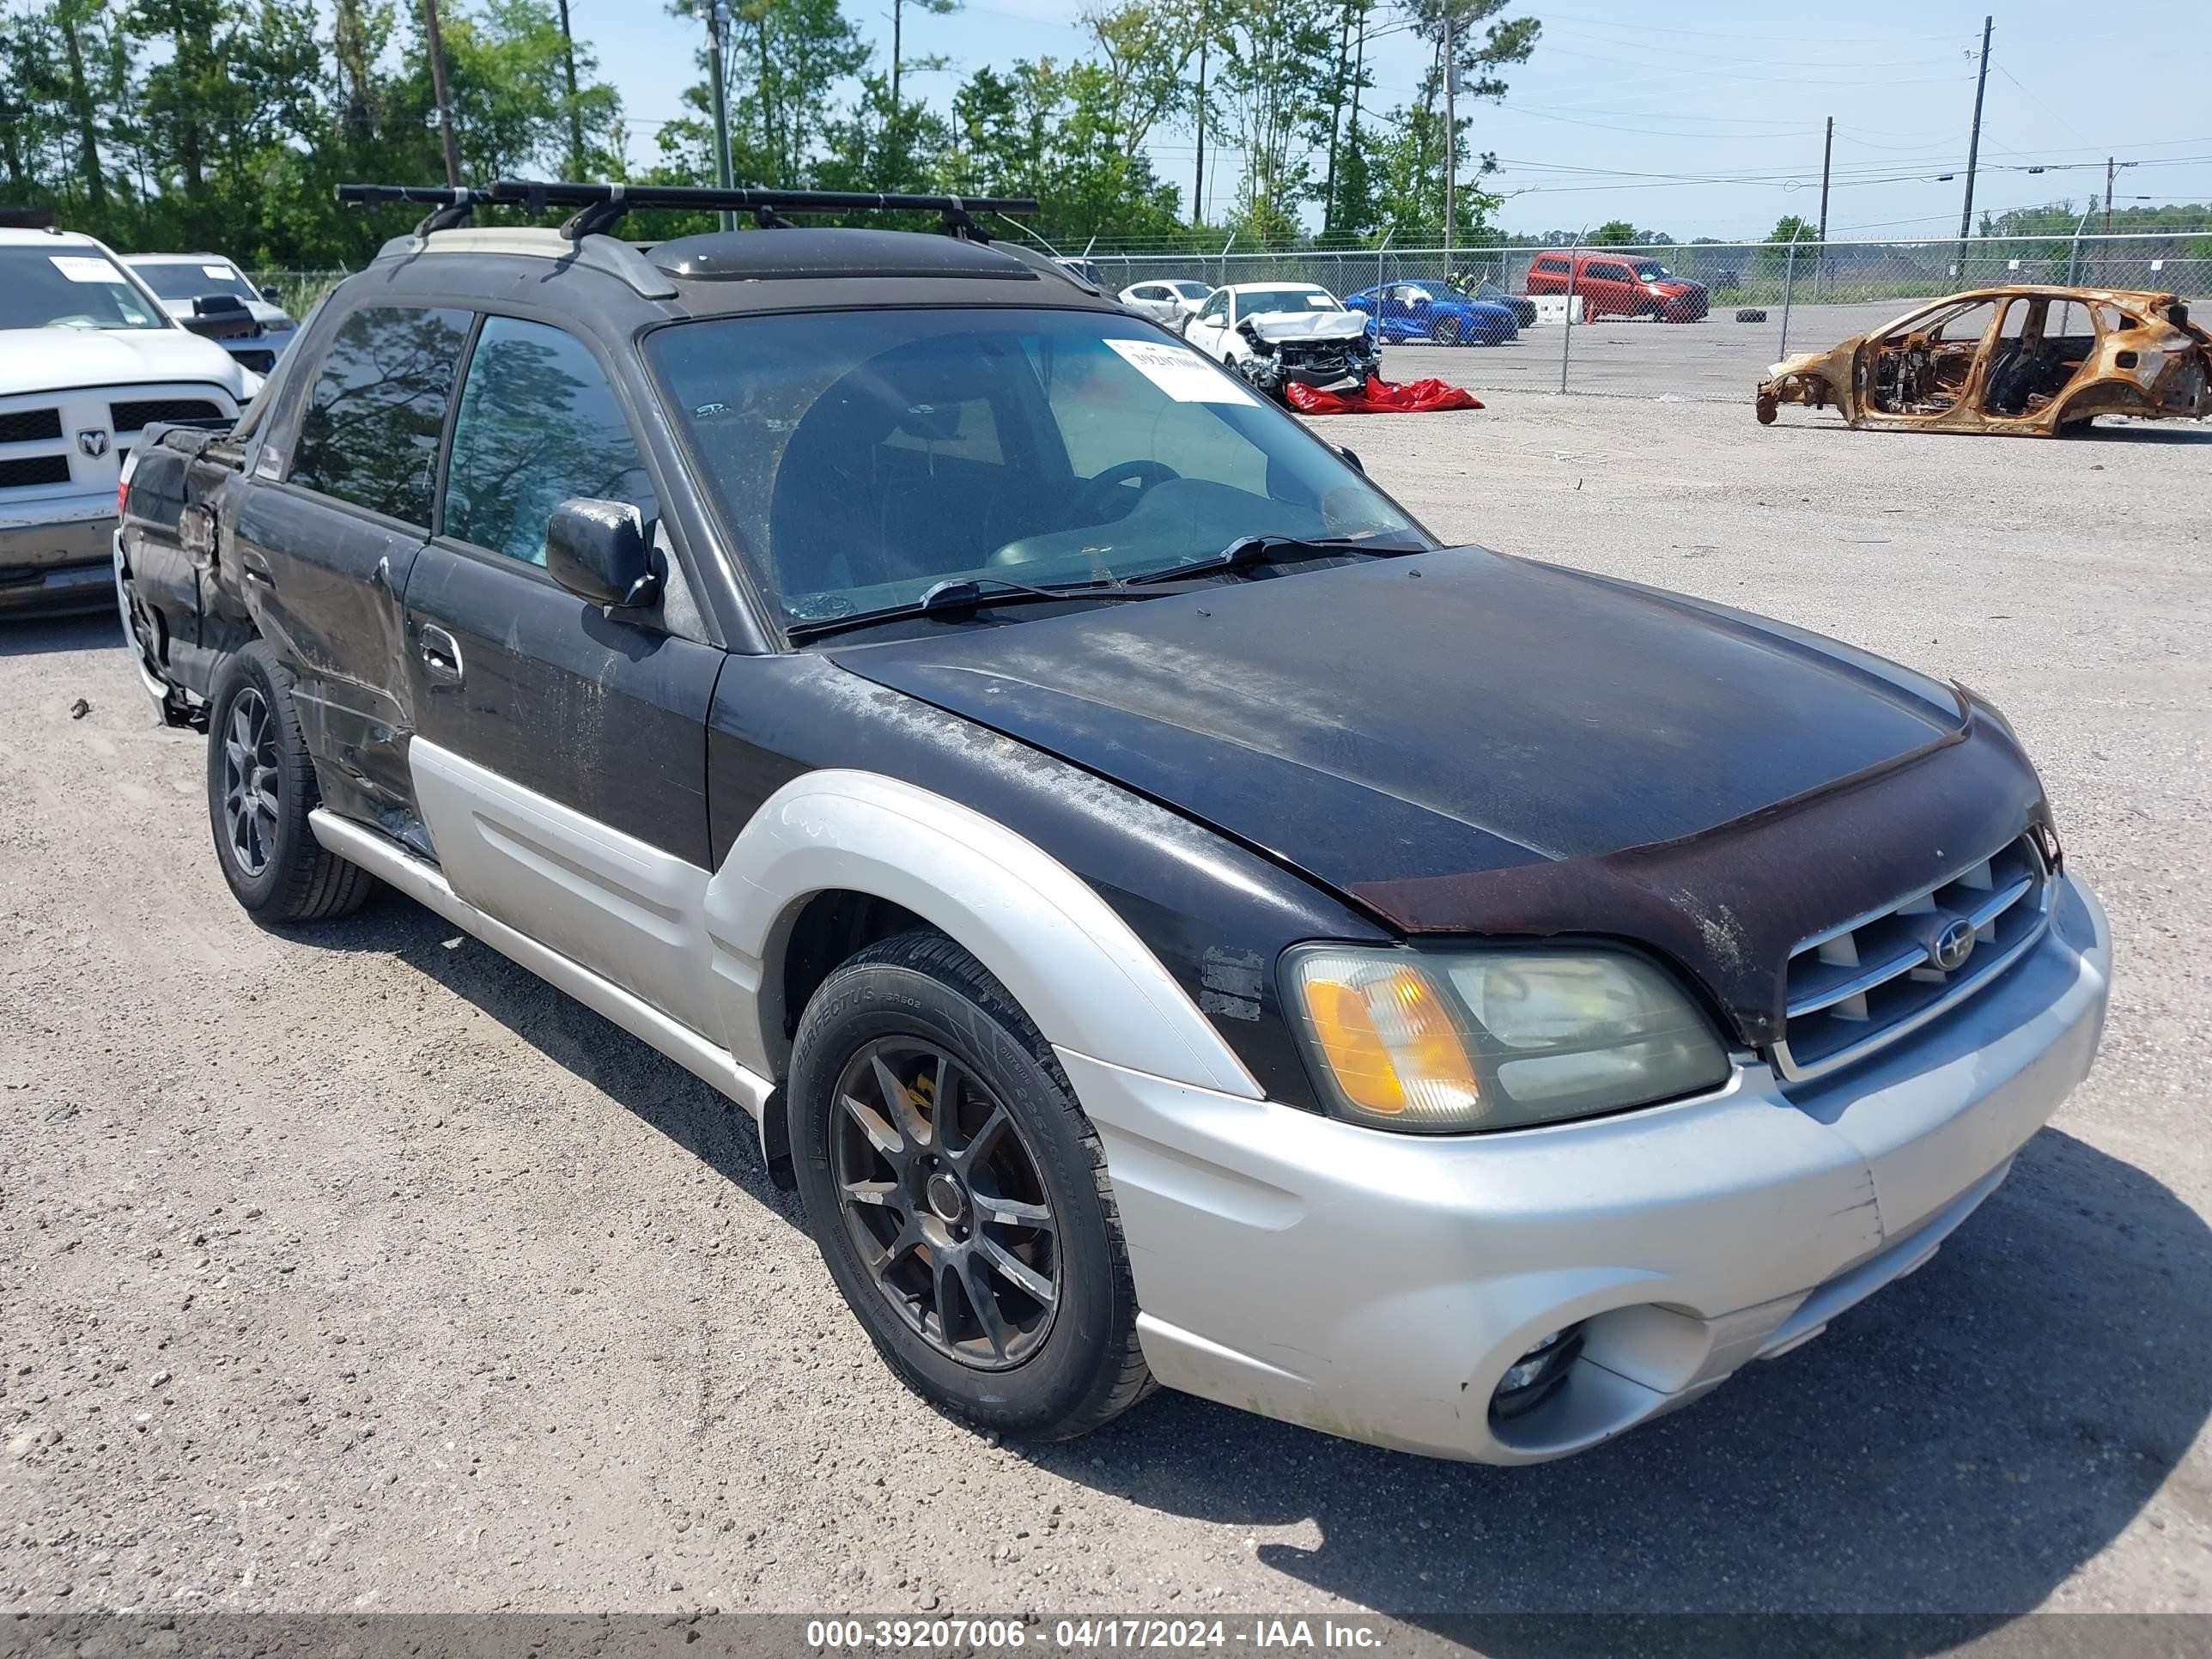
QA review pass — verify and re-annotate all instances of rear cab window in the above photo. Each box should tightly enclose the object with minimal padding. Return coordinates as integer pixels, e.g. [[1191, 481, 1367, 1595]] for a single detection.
[[287, 305, 471, 525]]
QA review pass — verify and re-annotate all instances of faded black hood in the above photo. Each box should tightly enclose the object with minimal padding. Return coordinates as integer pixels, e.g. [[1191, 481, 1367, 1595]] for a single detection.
[[831, 546, 1963, 885]]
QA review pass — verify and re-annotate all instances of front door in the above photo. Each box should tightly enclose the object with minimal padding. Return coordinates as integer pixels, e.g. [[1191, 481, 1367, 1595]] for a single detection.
[[402, 313, 726, 1038], [1187, 289, 1233, 362], [243, 302, 473, 840]]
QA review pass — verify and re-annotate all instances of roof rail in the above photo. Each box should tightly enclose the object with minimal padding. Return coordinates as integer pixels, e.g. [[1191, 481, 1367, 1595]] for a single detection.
[[339, 179, 1039, 243]]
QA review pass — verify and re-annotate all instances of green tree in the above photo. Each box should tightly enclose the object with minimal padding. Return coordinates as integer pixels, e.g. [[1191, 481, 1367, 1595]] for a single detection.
[[1588, 218, 1639, 246]]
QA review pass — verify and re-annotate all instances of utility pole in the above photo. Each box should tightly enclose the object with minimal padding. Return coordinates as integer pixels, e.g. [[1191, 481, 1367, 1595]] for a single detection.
[[2105, 155, 2115, 235], [556, 0, 584, 178], [1442, 6, 1455, 259], [1193, 25, 1207, 228], [708, 1, 735, 230], [422, 0, 462, 188], [1954, 14, 1991, 273], [1815, 115, 1832, 243]]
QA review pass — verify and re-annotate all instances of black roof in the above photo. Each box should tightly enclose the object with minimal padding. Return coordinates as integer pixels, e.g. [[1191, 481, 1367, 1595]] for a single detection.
[[649, 227, 1041, 284]]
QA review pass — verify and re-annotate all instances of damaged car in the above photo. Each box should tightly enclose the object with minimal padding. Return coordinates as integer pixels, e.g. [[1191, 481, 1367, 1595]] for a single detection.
[[1182, 281, 1381, 398], [1758, 285, 2212, 434], [118, 181, 2110, 1466]]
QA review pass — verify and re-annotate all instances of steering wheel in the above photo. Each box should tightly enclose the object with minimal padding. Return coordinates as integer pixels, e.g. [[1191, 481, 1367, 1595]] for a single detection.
[[1074, 459, 1179, 525]]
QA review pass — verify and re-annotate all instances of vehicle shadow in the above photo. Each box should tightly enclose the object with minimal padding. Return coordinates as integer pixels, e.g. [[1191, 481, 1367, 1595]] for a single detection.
[[1012, 1125, 2208, 1640], [298, 894, 799, 1224], [0, 612, 122, 656], [2066, 422, 2212, 444], [298, 896, 2203, 1645]]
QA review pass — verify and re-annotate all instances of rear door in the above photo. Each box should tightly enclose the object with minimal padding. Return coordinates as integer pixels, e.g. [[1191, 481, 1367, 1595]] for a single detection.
[[402, 313, 726, 1037], [242, 302, 471, 838]]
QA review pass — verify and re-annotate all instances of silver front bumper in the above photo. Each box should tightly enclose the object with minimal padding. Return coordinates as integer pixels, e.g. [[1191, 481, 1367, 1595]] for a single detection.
[[1061, 872, 2112, 1463], [1, 503, 118, 614]]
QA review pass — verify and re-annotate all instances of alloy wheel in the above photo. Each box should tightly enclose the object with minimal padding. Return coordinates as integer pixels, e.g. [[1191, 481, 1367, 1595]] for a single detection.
[[830, 1038, 1060, 1370], [220, 687, 280, 877]]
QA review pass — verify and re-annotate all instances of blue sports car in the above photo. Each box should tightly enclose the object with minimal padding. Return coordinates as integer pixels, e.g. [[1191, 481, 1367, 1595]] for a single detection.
[[1344, 279, 1520, 345]]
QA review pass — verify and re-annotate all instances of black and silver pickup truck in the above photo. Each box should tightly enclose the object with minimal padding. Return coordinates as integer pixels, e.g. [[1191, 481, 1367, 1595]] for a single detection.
[[117, 181, 2112, 1467]]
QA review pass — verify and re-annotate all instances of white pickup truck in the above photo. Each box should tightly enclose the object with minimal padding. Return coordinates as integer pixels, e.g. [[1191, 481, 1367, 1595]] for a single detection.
[[0, 226, 260, 617]]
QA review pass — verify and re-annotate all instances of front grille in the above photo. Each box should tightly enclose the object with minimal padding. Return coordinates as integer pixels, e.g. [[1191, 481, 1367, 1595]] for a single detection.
[[0, 409, 63, 444], [1771, 833, 2051, 1083], [0, 454, 72, 489], [111, 398, 224, 432]]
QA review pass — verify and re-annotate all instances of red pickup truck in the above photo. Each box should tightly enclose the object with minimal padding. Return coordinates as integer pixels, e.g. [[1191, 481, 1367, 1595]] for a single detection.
[[1525, 251, 1710, 322]]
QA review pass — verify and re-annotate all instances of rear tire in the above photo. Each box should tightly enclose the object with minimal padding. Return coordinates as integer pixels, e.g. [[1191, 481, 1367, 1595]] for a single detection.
[[204, 642, 375, 922], [791, 931, 1151, 1442]]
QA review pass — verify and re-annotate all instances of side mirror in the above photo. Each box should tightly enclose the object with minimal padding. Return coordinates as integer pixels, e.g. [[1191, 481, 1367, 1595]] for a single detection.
[[260, 286, 282, 305], [184, 293, 257, 339], [1335, 445, 1364, 474], [546, 497, 661, 609]]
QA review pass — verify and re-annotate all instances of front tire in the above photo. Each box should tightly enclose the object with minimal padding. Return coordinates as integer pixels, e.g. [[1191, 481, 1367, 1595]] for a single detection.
[[1431, 314, 1462, 345], [204, 642, 375, 922], [791, 931, 1151, 1441]]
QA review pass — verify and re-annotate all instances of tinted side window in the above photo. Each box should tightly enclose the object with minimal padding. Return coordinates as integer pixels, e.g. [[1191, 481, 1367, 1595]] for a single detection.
[[1589, 263, 1632, 283], [442, 316, 656, 567], [289, 306, 471, 525]]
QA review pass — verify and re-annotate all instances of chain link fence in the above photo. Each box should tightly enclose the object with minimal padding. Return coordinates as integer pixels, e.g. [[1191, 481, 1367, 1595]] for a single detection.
[[244, 233, 2205, 404], [1092, 232, 2209, 403], [242, 269, 351, 319]]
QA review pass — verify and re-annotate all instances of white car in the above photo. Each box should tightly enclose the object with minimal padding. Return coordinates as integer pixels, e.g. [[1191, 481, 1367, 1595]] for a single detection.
[[126, 253, 299, 375], [1117, 278, 1213, 328], [1181, 282, 1379, 399], [0, 228, 258, 617]]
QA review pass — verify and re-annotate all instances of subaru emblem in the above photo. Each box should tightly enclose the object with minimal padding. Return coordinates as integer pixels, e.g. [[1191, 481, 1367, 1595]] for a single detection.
[[77, 428, 110, 459], [1931, 916, 1976, 973]]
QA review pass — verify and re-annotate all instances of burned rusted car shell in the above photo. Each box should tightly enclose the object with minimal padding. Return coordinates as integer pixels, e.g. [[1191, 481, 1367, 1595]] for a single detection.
[[1756, 285, 2212, 436]]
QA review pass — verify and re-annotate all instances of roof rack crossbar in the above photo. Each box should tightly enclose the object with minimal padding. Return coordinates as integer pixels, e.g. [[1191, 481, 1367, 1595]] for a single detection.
[[337, 183, 494, 236], [483, 179, 1037, 240]]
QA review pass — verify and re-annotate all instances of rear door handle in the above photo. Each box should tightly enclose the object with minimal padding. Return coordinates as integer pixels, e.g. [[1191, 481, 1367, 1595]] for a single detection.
[[418, 624, 465, 685]]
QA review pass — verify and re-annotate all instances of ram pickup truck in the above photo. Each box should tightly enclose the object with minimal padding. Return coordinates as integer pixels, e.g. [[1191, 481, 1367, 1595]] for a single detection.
[[3, 226, 260, 616], [118, 182, 2111, 1465]]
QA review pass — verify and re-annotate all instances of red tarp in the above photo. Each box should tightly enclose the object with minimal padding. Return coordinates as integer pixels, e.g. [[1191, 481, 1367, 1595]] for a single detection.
[[1284, 374, 1484, 415]]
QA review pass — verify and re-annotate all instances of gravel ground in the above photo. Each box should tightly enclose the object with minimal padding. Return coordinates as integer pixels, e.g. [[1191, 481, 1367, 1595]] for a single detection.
[[3, 393, 2209, 1630]]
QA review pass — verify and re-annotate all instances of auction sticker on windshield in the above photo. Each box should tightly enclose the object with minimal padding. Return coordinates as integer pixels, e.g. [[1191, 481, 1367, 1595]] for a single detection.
[[1105, 337, 1261, 404], [52, 256, 131, 283]]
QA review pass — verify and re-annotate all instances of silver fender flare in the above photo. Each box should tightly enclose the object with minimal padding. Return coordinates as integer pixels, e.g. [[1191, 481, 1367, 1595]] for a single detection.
[[702, 769, 1263, 1100]]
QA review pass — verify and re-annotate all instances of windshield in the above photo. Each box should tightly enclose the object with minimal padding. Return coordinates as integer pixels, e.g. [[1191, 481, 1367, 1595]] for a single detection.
[[131, 259, 258, 304], [1402, 280, 1449, 299], [647, 307, 1427, 631], [0, 247, 167, 331], [1631, 260, 1673, 281], [1170, 281, 1212, 299], [1237, 288, 1340, 317]]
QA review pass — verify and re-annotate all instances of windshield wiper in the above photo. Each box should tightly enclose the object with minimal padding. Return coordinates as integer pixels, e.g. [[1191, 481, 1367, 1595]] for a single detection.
[[785, 574, 1176, 643], [1125, 533, 1425, 585]]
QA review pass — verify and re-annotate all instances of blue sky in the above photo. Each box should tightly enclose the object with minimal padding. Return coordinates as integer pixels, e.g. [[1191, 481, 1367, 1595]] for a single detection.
[[570, 0, 2212, 243]]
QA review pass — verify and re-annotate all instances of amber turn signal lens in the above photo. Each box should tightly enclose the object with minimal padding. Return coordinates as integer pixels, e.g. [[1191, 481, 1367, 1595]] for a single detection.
[[1293, 956, 1481, 1127]]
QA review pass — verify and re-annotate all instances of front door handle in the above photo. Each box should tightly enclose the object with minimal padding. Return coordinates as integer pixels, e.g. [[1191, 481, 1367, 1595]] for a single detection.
[[240, 550, 275, 587], [418, 623, 465, 685]]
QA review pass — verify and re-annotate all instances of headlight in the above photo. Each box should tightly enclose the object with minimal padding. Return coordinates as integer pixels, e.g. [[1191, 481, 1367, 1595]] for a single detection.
[[1284, 945, 1731, 1133]]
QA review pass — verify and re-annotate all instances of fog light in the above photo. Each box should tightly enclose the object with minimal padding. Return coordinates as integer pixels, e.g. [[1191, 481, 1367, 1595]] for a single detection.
[[1489, 1323, 1584, 1422]]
